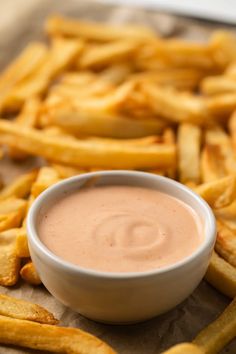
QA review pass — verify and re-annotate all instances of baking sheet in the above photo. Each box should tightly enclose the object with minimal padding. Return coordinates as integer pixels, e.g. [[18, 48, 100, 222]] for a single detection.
[[0, 1, 235, 352]]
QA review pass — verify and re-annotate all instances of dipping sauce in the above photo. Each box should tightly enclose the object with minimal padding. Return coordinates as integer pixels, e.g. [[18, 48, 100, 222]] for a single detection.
[[38, 185, 203, 273]]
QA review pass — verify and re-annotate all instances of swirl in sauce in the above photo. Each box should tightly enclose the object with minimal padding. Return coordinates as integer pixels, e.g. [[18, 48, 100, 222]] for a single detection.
[[38, 185, 203, 273]]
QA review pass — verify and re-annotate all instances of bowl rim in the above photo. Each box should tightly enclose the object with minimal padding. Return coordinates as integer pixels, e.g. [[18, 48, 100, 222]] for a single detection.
[[27, 170, 216, 280]]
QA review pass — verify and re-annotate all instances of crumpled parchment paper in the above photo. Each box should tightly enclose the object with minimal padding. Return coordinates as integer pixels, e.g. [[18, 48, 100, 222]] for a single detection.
[[0, 1, 235, 352]]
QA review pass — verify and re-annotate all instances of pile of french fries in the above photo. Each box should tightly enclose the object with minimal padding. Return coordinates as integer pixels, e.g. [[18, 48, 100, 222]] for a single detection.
[[1, 15, 236, 353]]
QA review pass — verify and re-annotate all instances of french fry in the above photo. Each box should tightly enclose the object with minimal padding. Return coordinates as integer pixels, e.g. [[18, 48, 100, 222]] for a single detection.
[[226, 60, 236, 77], [0, 119, 176, 169], [86, 135, 162, 146], [215, 220, 236, 267], [9, 97, 41, 160], [195, 175, 236, 209], [51, 164, 86, 179], [0, 314, 116, 354], [210, 30, 236, 69], [2, 38, 84, 111], [0, 174, 3, 190], [78, 40, 140, 69], [61, 71, 97, 87], [214, 200, 236, 231], [22, 195, 35, 229], [0, 294, 57, 324], [16, 228, 29, 258], [0, 42, 48, 112], [31, 166, 60, 198], [201, 75, 236, 95], [20, 262, 42, 286], [136, 38, 215, 71], [205, 250, 236, 298], [228, 110, 236, 152], [193, 297, 236, 354], [162, 128, 176, 179], [45, 15, 155, 42], [143, 83, 206, 124], [156, 39, 213, 69], [0, 229, 20, 286], [61, 66, 130, 89], [205, 127, 236, 175], [0, 147, 3, 160], [200, 145, 227, 183], [0, 170, 38, 200], [44, 106, 167, 138], [206, 92, 236, 118], [0, 198, 27, 232], [177, 123, 201, 184], [133, 68, 205, 91], [162, 343, 203, 354], [52, 80, 113, 100], [43, 125, 74, 139], [100, 64, 132, 85]]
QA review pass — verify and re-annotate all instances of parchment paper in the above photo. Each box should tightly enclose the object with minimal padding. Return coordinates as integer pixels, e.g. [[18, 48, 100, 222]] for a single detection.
[[0, 1, 236, 353]]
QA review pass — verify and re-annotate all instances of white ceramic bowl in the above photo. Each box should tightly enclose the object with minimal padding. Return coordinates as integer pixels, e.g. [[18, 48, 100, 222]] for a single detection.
[[27, 171, 216, 324]]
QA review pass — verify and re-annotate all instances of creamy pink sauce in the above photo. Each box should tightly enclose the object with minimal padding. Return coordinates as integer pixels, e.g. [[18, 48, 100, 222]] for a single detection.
[[38, 185, 203, 273]]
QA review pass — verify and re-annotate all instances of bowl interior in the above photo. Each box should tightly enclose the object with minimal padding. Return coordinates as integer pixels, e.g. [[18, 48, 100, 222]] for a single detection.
[[28, 170, 216, 278]]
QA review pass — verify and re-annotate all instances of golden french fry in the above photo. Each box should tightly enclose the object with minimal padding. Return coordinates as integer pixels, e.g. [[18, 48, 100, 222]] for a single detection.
[[143, 83, 206, 124], [0, 147, 3, 160], [0, 315, 116, 354], [43, 125, 74, 138], [0, 119, 176, 169], [205, 250, 236, 298], [86, 135, 162, 146], [3, 38, 84, 111], [0, 174, 3, 190], [0, 229, 20, 286], [0, 170, 38, 200], [158, 39, 213, 69], [0, 294, 57, 324], [51, 164, 86, 179], [206, 92, 236, 118], [205, 127, 236, 175], [133, 68, 205, 91], [177, 123, 201, 184], [214, 200, 236, 231], [226, 60, 236, 78], [16, 228, 29, 258], [162, 343, 203, 354], [31, 166, 60, 198], [45, 105, 167, 138], [146, 169, 165, 176], [61, 65, 130, 89], [9, 97, 41, 160], [20, 262, 42, 286], [210, 30, 236, 69], [0, 42, 47, 112], [136, 38, 214, 70], [201, 75, 236, 95], [228, 110, 236, 152], [100, 64, 132, 85], [78, 40, 140, 69], [22, 195, 35, 229], [61, 71, 97, 86], [215, 220, 236, 268], [0, 198, 27, 232], [200, 145, 227, 183], [195, 175, 236, 209], [162, 128, 176, 179], [52, 80, 113, 100], [45, 15, 155, 42], [44, 80, 135, 117], [193, 297, 236, 354]]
